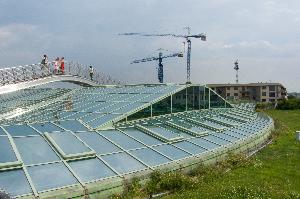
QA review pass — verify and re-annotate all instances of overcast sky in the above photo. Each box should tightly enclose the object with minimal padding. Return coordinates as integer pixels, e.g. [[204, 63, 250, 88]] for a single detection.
[[0, 0, 299, 92]]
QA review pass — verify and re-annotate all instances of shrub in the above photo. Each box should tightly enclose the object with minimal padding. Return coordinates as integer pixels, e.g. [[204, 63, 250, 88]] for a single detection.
[[277, 99, 300, 110], [145, 170, 194, 197], [122, 177, 143, 198], [256, 102, 274, 110]]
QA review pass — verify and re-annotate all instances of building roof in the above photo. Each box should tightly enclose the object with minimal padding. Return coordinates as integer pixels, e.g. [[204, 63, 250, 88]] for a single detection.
[[207, 82, 286, 88], [0, 84, 273, 198]]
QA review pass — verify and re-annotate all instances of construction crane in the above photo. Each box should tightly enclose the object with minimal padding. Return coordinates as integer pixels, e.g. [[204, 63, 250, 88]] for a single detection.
[[234, 59, 239, 84], [119, 27, 206, 83], [131, 51, 183, 83]]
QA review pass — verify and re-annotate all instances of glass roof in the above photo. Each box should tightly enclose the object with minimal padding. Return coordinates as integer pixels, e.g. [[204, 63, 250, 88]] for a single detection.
[[0, 85, 185, 129], [0, 85, 270, 198]]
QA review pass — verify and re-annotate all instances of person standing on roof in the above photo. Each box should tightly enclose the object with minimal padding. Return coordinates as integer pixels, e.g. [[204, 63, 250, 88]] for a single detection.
[[41, 54, 49, 76], [60, 57, 65, 74], [89, 65, 94, 81], [53, 57, 59, 75]]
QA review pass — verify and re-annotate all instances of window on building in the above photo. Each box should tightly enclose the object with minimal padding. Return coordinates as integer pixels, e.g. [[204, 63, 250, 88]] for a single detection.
[[262, 99, 266, 102], [242, 86, 245, 91], [262, 86, 266, 89], [269, 99, 275, 102], [226, 93, 230, 97], [262, 92, 266, 96], [234, 87, 238, 90], [226, 87, 230, 90], [269, 86, 275, 91], [234, 93, 238, 96], [269, 92, 275, 97]]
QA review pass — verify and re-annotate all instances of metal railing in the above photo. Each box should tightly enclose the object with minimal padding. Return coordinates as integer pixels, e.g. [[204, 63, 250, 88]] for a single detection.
[[0, 61, 122, 86]]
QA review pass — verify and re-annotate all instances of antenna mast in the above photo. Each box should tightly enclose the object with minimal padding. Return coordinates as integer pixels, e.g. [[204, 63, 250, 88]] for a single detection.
[[234, 60, 239, 84]]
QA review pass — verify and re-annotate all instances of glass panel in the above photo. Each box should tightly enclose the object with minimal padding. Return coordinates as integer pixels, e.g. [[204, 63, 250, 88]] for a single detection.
[[210, 89, 226, 108], [62, 111, 88, 120], [3, 124, 39, 136], [80, 113, 104, 123], [187, 86, 198, 111], [231, 128, 249, 136], [68, 158, 117, 182], [0, 127, 6, 135], [113, 102, 145, 114], [101, 152, 146, 174], [171, 88, 187, 113], [31, 122, 63, 133], [169, 118, 208, 134], [199, 87, 209, 109], [93, 102, 115, 112], [27, 162, 78, 192], [97, 102, 129, 113], [76, 132, 121, 154], [127, 105, 151, 121], [173, 141, 207, 154], [189, 138, 219, 150], [0, 169, 32, 197], [55, 120, 89, 132], [100, 130, 144, 150], [224, 130, 245, 139], [153, 120, 193, 138], [205, 135, 231, 145], [140, 93, 164, 102], [129, 148, 170, 166], [47, 131, 93, 155], [87, 114, 120, 128], [214, 132, 239, 142], [0, 137, 17, 163], [14, 136, 60, 165], [214, 116, 241, 125], [201, 120, 226, 129], [144, 126, 181, 140], [121, 128, 163, 146], [152, 96, 171, 117], [153, 144, 189, 160]]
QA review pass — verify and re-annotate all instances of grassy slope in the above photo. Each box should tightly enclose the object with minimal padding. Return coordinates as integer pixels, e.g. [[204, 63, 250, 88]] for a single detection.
[[164, 110, 300, 199]]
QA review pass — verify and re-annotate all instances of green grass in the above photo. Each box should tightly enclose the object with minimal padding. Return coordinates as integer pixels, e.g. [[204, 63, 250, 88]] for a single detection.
[[163, 110, 300, 199]]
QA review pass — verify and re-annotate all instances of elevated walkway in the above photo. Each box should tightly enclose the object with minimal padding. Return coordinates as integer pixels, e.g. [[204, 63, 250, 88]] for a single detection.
[[0, 62, 121, 94], [0, 75, 99, 94]]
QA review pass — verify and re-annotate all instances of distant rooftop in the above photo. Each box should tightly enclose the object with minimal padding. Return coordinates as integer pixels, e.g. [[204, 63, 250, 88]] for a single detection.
[[207, 82, 286, 88]]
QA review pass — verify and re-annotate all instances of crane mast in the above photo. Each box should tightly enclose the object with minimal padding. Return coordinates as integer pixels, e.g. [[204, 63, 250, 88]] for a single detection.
[[158, 52, 163, 83], [186, 39, 191, 83], [131, 51, 183, 83], [234, 60, 239, 84]]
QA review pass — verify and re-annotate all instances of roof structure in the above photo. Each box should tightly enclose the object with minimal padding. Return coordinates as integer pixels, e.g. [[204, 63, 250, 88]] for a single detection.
[[0, 83, 274, 198], [207, 82, 286, 88]]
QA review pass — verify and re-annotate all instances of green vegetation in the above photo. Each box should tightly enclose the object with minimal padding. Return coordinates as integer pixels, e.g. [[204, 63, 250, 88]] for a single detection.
[[117, 110, 300, 199], [277, 98, 300, 110], [256, 102, 275, 110]]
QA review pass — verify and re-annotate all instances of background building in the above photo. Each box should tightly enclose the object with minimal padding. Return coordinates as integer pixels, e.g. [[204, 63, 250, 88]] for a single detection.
[[207, 83, 287, 102], [288, 92, 300, 99]]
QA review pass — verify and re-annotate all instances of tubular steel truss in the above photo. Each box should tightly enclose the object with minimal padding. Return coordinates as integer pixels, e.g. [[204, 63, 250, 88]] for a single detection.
[[0, 62, 122, 86]]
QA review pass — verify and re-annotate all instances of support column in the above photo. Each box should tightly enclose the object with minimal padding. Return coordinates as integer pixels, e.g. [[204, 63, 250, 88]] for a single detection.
[[208, 88, 211, 109], [171, 95, 173, 113]]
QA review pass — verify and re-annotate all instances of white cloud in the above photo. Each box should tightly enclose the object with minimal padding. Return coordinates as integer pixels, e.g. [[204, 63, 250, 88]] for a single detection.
[[0, 24, 37, 48], [238, 40, 273, 48]]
